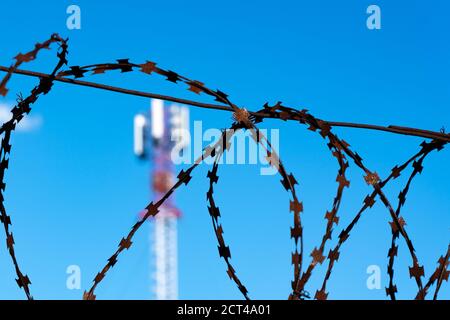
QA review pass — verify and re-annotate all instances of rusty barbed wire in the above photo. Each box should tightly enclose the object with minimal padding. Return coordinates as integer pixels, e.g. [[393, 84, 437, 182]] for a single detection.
[[53, 56, 307, 300], [0, 33, 68, 300], [245, 119, 305, 299], [83, 124, 247, 300], [0, 34, 448, 300], [83, 156, 198, 300], [205, 122, 309, 300], [252, 104, 350, 298], [250, 104, 448, 299], [386, 147, 441, 300], [421, 245, 450, 299], [206, 126, 250, 300], [315, 139, 445, 300]]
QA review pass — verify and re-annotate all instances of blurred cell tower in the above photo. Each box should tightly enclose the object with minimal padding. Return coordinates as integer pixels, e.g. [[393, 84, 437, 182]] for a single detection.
[[133, 99, 189, 300]]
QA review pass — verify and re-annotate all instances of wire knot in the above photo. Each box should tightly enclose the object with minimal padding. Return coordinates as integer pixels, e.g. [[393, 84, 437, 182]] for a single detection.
[[232, 108, 252, 127]]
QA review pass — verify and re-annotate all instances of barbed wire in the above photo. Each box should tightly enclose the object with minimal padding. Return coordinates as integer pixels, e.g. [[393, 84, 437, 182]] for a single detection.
[[0, 33, 68, 300], [421, 245, 450, 299], [250, 104, 448, 299], [0, 33, 448, 300], [205, 126, 250, 300], [45, 52, 308, 299], [386, 147, 437, 300]]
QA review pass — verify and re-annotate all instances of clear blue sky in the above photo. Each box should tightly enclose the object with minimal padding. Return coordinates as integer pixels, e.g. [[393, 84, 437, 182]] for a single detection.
[[0, 0, 448, 300]]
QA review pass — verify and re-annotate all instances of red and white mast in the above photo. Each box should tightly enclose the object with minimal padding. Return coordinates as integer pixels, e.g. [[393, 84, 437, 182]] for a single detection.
[[134, 99, 189, 300]]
